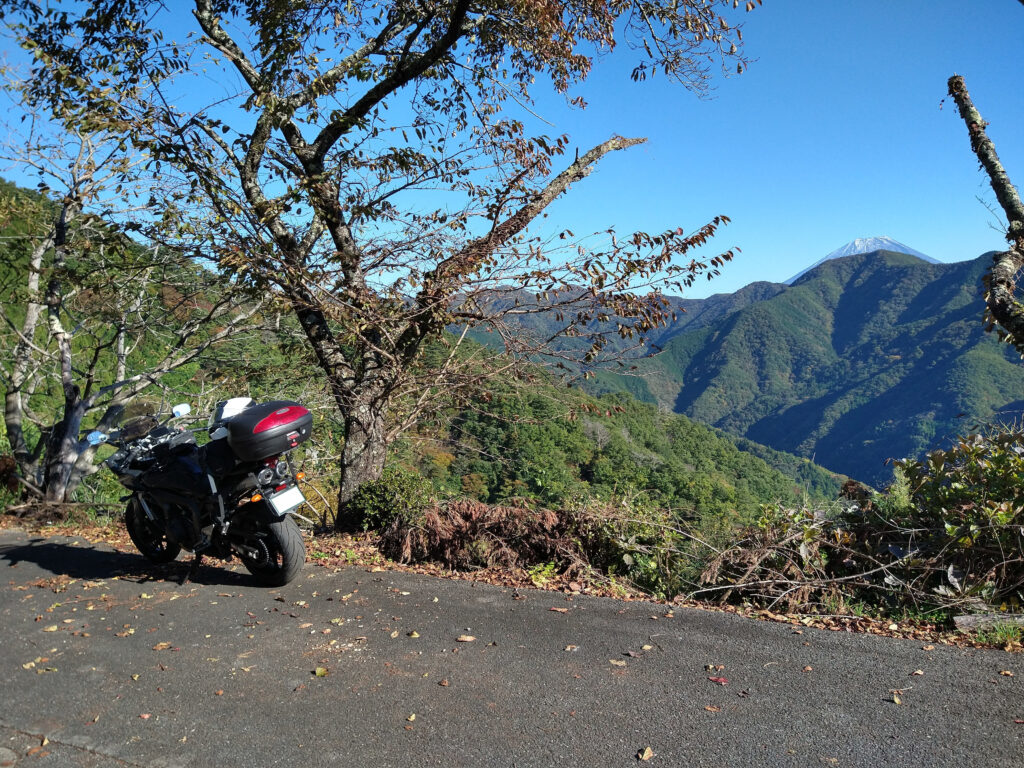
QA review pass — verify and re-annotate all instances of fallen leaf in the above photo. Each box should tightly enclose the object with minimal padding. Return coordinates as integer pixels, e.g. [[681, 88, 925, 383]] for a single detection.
[[641, 644, 653, 651], [139, 713, 151, 720], [912, 670, 924, 676], [439, 679, 449, 687], [329, 618, 344, 625], [408, 631, 420, 638], [638, 746, 655, 761], [299, 623, 313, 629], [314, 667, 328, 677], [803, 666, 813, 673], [707, 677, 728, 686], [609, 659, 627, 667], [549, 607, 569, 614], [892, 694, 902, 705], [564, 645, 578, 652], [42, 625, 58, 633], [214, 690, 224, 696], [1000, 671, 1014, 677], [390, 630, 399, 638], [456, 635, 476, 643], [152, 642, 172, 651], [131, 674, 140, 681], [704, 705, 721, 713], [407, 714, 416, 722], [922, 645, 935, 651]]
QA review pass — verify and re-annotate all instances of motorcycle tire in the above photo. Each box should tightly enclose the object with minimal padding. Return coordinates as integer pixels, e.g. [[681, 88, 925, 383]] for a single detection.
[[125, 497, 182, 563], [239, 515, 305, 587]]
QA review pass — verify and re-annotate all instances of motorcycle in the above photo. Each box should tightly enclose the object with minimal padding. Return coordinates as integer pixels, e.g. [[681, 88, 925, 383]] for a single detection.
[[86, 397, 313, 586]]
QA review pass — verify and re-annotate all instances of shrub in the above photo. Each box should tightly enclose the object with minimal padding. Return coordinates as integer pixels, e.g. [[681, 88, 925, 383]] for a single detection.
[[348, 465, 434, 531]]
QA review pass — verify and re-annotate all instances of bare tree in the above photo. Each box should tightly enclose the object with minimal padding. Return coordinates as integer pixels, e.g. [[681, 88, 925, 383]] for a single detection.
[[0, 94, 265, 505], [7, 0, 761, 526]]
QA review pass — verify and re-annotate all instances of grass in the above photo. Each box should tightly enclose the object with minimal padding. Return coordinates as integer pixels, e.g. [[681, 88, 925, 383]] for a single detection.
[[972, 621, 1024, 649]]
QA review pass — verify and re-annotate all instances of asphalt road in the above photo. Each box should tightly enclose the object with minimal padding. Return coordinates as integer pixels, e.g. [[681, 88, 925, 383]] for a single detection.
[[0, 527, 1021, 768]]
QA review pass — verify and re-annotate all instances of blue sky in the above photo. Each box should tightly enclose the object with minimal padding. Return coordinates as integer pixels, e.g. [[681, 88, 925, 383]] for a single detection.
[[531, 0, 1024, 297], [3, 2, 1022, 300]]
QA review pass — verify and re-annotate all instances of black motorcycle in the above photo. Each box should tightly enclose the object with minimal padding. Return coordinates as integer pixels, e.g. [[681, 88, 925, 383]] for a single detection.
[[87, 398, 313, 586]]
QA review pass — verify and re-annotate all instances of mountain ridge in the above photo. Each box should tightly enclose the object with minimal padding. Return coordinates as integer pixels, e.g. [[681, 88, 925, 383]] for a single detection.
[[592, 248, 1022, 487], [785, 236, 939, 284]]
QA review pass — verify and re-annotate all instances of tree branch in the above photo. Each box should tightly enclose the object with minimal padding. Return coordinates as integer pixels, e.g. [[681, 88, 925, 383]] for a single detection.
[[947, 75, 1024, 350]]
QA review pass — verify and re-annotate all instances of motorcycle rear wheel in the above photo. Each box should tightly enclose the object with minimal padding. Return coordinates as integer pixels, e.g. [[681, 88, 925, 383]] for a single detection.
[[239, 516, 305, 587], [125, 497, 181, 563]]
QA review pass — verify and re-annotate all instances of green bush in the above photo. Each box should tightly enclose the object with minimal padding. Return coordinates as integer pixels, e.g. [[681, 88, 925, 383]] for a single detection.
[[348, 465, 434, 531]]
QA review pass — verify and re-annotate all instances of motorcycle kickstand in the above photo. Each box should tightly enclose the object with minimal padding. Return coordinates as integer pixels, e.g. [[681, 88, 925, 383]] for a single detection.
[[181, 553, 204, 585]]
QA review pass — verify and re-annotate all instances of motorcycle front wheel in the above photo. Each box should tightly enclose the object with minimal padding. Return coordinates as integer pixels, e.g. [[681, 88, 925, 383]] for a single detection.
[[125, 496, 181, 563], [238, 516, 305, 587]]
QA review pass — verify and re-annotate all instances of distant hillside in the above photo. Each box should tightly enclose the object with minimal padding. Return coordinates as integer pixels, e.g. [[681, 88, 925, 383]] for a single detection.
[[594, 250, 1024, 487], [397, 381, 844, 525]]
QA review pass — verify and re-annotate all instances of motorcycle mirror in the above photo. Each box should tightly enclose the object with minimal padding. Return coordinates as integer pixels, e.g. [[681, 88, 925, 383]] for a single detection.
[[172, 403, 192, 418], [86, 430, 108, 446]]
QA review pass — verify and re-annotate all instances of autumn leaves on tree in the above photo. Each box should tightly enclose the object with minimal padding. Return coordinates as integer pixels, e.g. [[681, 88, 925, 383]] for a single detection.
[[6, 0, 761, 522]]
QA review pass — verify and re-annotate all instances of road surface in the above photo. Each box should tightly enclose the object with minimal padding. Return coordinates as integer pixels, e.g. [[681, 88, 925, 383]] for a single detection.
[[0, 527, 1020, 767]]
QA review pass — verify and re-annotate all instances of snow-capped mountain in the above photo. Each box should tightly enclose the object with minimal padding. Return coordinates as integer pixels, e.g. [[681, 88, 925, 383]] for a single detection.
[[785, 237, 937, 284]]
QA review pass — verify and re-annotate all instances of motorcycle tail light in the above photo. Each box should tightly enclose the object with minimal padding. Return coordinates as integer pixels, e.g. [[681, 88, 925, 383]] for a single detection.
[[251, 493, 263, 503], [296, 472, 305, 481]]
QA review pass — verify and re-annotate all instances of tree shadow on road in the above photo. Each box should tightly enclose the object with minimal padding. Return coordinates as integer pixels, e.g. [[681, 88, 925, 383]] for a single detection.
[[0, 535, 252, 587]]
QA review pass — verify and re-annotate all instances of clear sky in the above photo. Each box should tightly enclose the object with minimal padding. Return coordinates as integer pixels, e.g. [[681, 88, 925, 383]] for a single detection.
[[531, 0, 1024, 297], [2, 2, 1022, 300]]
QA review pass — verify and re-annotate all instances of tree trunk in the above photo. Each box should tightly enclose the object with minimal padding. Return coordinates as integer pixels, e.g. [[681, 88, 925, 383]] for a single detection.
[[335, 395, 389, 531], [947, 75, 1024, 352]]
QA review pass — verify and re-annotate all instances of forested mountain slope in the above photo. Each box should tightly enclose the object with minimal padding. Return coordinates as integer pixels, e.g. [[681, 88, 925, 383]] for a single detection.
[[601, 250, 1024, 487]]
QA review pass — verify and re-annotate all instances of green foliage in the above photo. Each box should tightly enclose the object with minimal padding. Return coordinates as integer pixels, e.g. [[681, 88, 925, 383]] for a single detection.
[[886, 426, 1024, 605], [527, 561, 559, 587], [414, 380, 840, 526], [698, 424, 1024, 614], [348, 465, 434, 532]]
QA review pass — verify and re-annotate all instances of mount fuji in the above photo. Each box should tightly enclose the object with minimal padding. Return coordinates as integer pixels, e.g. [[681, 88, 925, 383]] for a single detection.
[[785, 237, 937, 284]]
